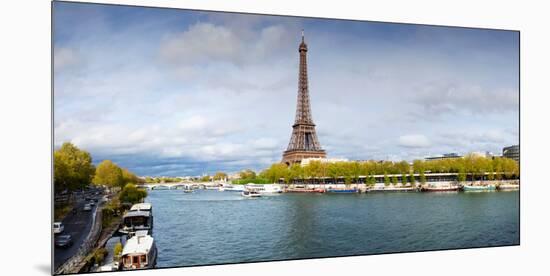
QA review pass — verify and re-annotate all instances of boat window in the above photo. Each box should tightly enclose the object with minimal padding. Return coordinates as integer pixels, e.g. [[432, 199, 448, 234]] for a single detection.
[[141, 255, 147, 263], [133, 256, 139, 265]]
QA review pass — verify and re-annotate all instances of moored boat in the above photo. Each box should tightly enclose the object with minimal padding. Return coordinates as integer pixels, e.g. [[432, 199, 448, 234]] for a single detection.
[[120, 203, 153, 236], [285, 187, 325, 193], [326, 188, 358, 193], [421, 184, 460, 192], [498, 183, 520, 191], [462, 184, 496, 192], [120, 231, 157, 270], [366, 183, 416, 193]]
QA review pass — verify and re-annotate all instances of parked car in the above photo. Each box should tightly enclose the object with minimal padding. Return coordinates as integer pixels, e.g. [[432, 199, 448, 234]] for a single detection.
[[83, 204, 92, 211], [89, 200, 95, 206], [53, 222, 64, 234], [55, 235, 73, 248]]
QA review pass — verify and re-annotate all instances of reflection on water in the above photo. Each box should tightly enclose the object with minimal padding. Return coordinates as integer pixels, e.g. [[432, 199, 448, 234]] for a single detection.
[[145, 189, 519, 267]]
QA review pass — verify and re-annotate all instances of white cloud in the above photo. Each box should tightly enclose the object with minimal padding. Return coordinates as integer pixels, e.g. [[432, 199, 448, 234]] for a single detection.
[[54, 47, 79, 70], [398, 134, 431, 148], [53, 7, 519, 175], [160, 23, 243, 65]]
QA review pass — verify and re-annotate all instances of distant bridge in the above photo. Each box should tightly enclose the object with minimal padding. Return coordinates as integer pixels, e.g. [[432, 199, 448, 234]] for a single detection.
[[138, 182, 222, 190]]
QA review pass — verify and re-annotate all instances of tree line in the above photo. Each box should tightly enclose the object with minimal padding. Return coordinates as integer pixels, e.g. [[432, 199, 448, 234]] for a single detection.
[[54, 142, 146, 204], [258, 154, 519, 184]]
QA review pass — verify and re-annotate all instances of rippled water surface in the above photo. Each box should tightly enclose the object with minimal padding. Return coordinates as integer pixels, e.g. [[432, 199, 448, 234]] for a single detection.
[[146, 190, 519, 267]]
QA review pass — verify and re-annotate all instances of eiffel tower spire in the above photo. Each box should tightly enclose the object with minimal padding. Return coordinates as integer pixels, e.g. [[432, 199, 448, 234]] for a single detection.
[[282, 31, 327, 165]]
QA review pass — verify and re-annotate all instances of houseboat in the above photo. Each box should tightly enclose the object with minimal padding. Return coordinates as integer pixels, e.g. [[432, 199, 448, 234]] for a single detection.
[[366, 183, 416, 193], [120, 231, 157, 270], [498, 183, 520, 191], [120, 203, 153, 236], [285, 185, 325, 193], [462, 184, 496, 192], [420, 183, 460, 192], [325, 187, 358, 193]]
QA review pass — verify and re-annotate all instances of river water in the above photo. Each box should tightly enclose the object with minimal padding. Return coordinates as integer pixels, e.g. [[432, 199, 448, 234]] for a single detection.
[[145, 189, 518, 267]]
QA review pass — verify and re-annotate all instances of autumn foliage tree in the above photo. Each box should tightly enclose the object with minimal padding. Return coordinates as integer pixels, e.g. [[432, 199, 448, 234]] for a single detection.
[[54, 142, 95, 192], [93, 160, 124, 188]]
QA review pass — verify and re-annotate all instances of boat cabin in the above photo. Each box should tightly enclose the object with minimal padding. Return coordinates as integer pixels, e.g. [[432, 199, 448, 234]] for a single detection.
[[121, 210, 153, 235], [121, 231, 157, 270]]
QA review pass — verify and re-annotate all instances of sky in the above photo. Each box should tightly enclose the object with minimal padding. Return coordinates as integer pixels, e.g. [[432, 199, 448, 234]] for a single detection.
[[53, 2, 519, 176]]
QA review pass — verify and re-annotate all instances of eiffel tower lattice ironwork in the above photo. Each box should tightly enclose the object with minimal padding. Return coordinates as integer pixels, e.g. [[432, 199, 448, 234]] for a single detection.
[[282, 31, 327, 165]]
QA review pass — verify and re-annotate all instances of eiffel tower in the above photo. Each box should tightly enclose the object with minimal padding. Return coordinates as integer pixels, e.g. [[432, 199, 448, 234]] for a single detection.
[[282, 30, 327, 165]]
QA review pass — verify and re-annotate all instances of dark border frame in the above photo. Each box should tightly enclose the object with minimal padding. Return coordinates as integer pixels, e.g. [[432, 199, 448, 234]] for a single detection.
[[51, 0, 521, 275]]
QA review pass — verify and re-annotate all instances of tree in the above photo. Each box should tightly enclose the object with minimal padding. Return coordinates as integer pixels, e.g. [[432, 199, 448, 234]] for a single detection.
[[391, 175, 398, 185], [401, 173, 407, 185], [113, 242, 123, 261], [408, 171, 416, 186], [119, 183, 147, 204], [457, 169, 467, 182], [289, 164, 303, 184], [200, 175, 211, 182], [213, 172, 228, 181], [54, 142, 95, 192], [122, 168, 140, 185], [93, 160, 124, 188], [239, 169, 256, 180], [383, 172, 390, 186], [419, 171, 426, 184]]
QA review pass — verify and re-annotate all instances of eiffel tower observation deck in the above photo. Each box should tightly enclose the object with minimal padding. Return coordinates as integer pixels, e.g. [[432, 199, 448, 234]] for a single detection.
[[282, 30, 327, 165]]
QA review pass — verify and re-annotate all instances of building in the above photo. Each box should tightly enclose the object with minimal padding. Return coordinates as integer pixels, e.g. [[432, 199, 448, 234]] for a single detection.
[[425, 153, 462, 161], [502, 145, 519, 163], [282, 30, 327, 165]]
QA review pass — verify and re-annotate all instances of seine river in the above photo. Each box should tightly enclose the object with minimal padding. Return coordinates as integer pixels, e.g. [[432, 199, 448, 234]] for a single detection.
[[145, 189, 519, 267]]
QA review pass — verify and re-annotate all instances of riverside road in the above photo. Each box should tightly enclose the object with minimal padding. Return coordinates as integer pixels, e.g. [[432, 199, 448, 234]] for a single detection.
[[54, 191, 102, 270]]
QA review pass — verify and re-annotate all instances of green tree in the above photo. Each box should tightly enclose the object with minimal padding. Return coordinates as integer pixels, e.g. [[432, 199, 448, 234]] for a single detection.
[[54, 142, 95, 192], [391, 175, 398, 185], [419, 170, 426, 184], [213, 171, 228, 181], [383, 172, 390, 186], [239, 169, 256, 180], [401, 173, 407, 185], [457, 170, 467, 182], [119, 183, 148, 204], [408, 171, 416, 186], [200, 175, 211, 182], [113, 242, 123, 261], [289, 164, 304, 184], [93, 160, 124, 188]]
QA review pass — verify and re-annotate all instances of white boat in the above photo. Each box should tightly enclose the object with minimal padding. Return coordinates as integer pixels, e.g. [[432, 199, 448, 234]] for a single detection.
[[498, 183, 520, 190], [219, 184, 245, 192], [120, 203, 153, 235], [244, 184, 283, 194], [120, 231, 157, 270], [130, 203, 152, 214], [241, 190, 261, 198]]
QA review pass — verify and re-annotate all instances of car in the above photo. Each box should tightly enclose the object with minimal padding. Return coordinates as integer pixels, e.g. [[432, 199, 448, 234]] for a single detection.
[[83, 204, 92, 211], [89, 200, 95, 206], [55, 235, 73, 248], [53, 222, 64, 234]]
